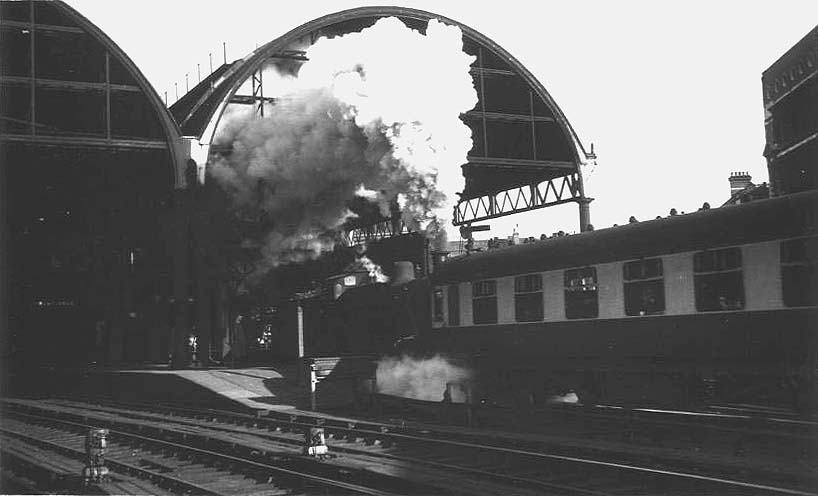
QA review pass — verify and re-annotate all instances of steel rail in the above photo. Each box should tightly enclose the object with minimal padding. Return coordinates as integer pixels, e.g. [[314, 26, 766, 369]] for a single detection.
[[10, 399, 813, 496], [0, 428, 224, 496], [43, 400, 615, 496], [1, 410, 399, 496], [156, 409, 818, 496], [39, 396, 817, 440]]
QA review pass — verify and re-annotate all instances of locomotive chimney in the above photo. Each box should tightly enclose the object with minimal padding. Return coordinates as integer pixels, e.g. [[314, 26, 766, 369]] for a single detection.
[[728, 171, 753, 196], [392, 261, 415, 285]]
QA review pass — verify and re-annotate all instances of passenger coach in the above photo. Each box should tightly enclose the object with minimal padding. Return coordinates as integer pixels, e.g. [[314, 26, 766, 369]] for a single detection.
[[421, 190, 817, 411]]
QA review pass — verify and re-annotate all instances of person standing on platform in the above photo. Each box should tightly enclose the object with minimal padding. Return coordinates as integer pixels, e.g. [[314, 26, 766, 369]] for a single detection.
[[231, 315, 246, 366]]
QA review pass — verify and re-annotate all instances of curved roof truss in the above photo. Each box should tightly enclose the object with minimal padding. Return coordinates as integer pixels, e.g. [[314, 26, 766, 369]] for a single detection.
[[172, 6, 591, 225]]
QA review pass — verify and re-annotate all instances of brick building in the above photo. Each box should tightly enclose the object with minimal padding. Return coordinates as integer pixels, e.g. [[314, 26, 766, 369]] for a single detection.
[[762, 26, 818, 196]]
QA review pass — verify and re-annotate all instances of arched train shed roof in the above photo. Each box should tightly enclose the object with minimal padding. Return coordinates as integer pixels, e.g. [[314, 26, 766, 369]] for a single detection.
[[171, 6, 589, 205], [1, 0, 185, 187]]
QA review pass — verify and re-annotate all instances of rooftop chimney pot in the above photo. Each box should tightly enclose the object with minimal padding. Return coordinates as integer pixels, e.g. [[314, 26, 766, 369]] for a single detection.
[[729, 172, 753, 196]]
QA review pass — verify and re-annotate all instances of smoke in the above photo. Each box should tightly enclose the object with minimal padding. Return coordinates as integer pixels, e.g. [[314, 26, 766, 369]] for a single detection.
[[376, 354, 472, 402], [359, 255, 389, 283], [210, 17, 477, 274]]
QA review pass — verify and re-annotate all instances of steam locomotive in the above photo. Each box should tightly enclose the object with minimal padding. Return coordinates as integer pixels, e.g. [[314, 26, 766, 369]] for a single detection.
[[305, 190, 817, 412]]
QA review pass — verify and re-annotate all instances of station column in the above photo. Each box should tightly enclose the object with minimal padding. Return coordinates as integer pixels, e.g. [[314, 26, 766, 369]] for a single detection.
[[578, 197, 594, 232], [170, 185, 192, 368]]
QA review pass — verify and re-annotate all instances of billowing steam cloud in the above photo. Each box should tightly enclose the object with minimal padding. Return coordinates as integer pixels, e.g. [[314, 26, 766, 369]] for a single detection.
[[359, 255, 389, 283], [210, 17, 477, 274], [376, 354, 472, 402]]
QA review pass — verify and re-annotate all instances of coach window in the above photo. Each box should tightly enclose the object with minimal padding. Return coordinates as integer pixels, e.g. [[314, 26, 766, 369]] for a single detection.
[[564, 267, 598, 319], [447, 284, 460, 326], [623, 258, 665, 316], [472, 280, 497, 324], [515, 274, 543, 322], [781, 237, 818, 307], [433, 288, 445, 323], [693, 247, 744, 312]]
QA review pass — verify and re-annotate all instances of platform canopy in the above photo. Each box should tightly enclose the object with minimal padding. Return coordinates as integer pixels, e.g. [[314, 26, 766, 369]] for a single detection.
[[171, 7, 592, 226]]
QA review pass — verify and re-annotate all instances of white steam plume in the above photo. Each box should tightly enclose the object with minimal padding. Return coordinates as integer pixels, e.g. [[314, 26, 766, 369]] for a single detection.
[[359, 255, 389, 283], [210, 17, 477, 273], [376, 354, 472, 402]]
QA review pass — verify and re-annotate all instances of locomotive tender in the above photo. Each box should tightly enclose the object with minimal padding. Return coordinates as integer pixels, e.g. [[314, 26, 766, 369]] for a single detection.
[[419, 189, 817, 411]]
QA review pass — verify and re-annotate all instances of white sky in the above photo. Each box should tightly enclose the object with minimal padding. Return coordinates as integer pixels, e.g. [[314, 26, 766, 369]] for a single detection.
[[68, 0, 818, 239]]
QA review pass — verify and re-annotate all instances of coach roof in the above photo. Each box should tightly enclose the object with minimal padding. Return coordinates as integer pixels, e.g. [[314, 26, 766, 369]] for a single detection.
[[433, 190, 818, 284]]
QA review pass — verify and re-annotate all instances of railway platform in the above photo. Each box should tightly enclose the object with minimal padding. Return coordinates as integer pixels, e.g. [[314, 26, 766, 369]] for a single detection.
[[4, 361, 311, 412]]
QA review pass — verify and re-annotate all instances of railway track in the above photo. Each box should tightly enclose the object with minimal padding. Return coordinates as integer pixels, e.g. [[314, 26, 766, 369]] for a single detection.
[[2, 398, 814, 495], [361, 393, 817, 464], [0, 408, 413, 496], [0, 432, 177, 495]]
